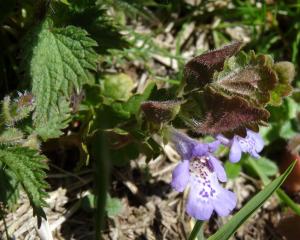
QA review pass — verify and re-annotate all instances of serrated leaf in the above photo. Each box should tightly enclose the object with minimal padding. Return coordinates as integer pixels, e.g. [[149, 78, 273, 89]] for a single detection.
[[141, 100, 182, 124], [23, 19, 97, 138], [188, 87, 269, 136], [34, 97, 71, 140], [207, 161, 295, 240], [0, 162, 20, 210], [211, 52, 294, 107], [182, 45, 294, 136], [0, 128, 24, 144], [0, 146, 49, 219], [51, 3, 129, 53], [269, 62, 294, 106], [211, 52, 278, 106]]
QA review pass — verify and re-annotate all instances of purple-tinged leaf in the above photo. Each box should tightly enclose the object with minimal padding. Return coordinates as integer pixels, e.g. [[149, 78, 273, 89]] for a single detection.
[[211, 52, 278, 106], [141, 100, 183, 124], [183, 41, 243, 91], [187, 87, 269, 136]]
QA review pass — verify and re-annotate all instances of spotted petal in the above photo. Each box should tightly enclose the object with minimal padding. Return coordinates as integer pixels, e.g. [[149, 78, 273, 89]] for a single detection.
[[247, 129, 264, 152]]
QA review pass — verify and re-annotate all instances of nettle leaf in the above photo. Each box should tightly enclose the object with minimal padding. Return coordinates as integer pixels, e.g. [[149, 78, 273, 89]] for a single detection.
[[0, 162, 20, 210], [183, 41, 243, 91], [0, 146, 49, 219], [51, 2, 129, 53], [34, 97, 71, 140], [24, 18, 97, 139], [0, 128, 24, 145]]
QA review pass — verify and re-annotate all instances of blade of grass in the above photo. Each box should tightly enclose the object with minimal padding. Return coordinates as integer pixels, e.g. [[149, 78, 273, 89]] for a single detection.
[[208, 161, 296, 240], [188, 220, 205, 240], [248, 158, 300, 216]]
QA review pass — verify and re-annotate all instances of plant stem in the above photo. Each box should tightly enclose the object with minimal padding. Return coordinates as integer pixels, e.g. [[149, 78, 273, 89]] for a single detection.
[[0, 209, 11, 240]]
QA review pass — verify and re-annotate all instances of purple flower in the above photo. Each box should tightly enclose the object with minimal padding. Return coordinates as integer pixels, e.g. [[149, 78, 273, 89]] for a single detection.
[[217, 129, 264, 163], [170, 129, 237, 220]]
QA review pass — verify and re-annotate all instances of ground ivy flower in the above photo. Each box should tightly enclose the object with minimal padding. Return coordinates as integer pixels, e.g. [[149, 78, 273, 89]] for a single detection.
[[217, 129, 264, 163], [170, 128, 237, 220]]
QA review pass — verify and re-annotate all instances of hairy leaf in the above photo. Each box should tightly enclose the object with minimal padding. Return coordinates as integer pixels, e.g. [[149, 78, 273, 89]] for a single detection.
[[182, 46, 294, 135], [141, 100, 183, 124], [0, 146, 49, 218], [187, 87, 269, 136], [269, 61, 295, 106], [0, 128, 24, 145], [51, 2, 129, 53], [34, 97, 71, 140], [0, 162, 20, 209], [211, 52, 278, 106], [23, 19, 97, 139], [183, 41, 243, 91]]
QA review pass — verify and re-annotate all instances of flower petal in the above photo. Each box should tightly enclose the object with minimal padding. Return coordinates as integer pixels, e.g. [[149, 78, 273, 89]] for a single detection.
[[192, 143, 209, 156], [171, 160, 190, 192], [247, 129, 264, 152], [229, 138, 242, 163], [208, 140, 221, 153], [216, 134, 230, 146], [209, 155, 227, 182], [213, 189, 237, 217], [170, 128, 196, 159], [186, 190, 214, 220]]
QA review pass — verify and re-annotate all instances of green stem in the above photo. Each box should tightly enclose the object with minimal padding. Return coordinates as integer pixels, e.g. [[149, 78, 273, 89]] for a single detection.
[[0, 209, 10, 240], [188, 220, 205, 240]]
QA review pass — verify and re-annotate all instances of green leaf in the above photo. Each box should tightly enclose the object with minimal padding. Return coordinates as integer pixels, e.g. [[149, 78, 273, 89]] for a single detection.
[[0, 128, 24, 145], [51, 2, 129, 53], [0, 146, 49, 219], [0, 162, 20, 209], [101, 73, 134, 102], [82, 193, 95, 212], [23, 18, 97, 139], [208, 161, 295, 240], [247, 157, 300, 216], [252, 157, 278, 177], [276, 189, 300, 216], [211, 52, 278, 106], [123, 82, 156, 115], [106, 194, 122, 217], [34, 97, 71, 140], [268, 97, 297, 122], [225, 161, 241, 179], [188, 220, 205, 240]]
